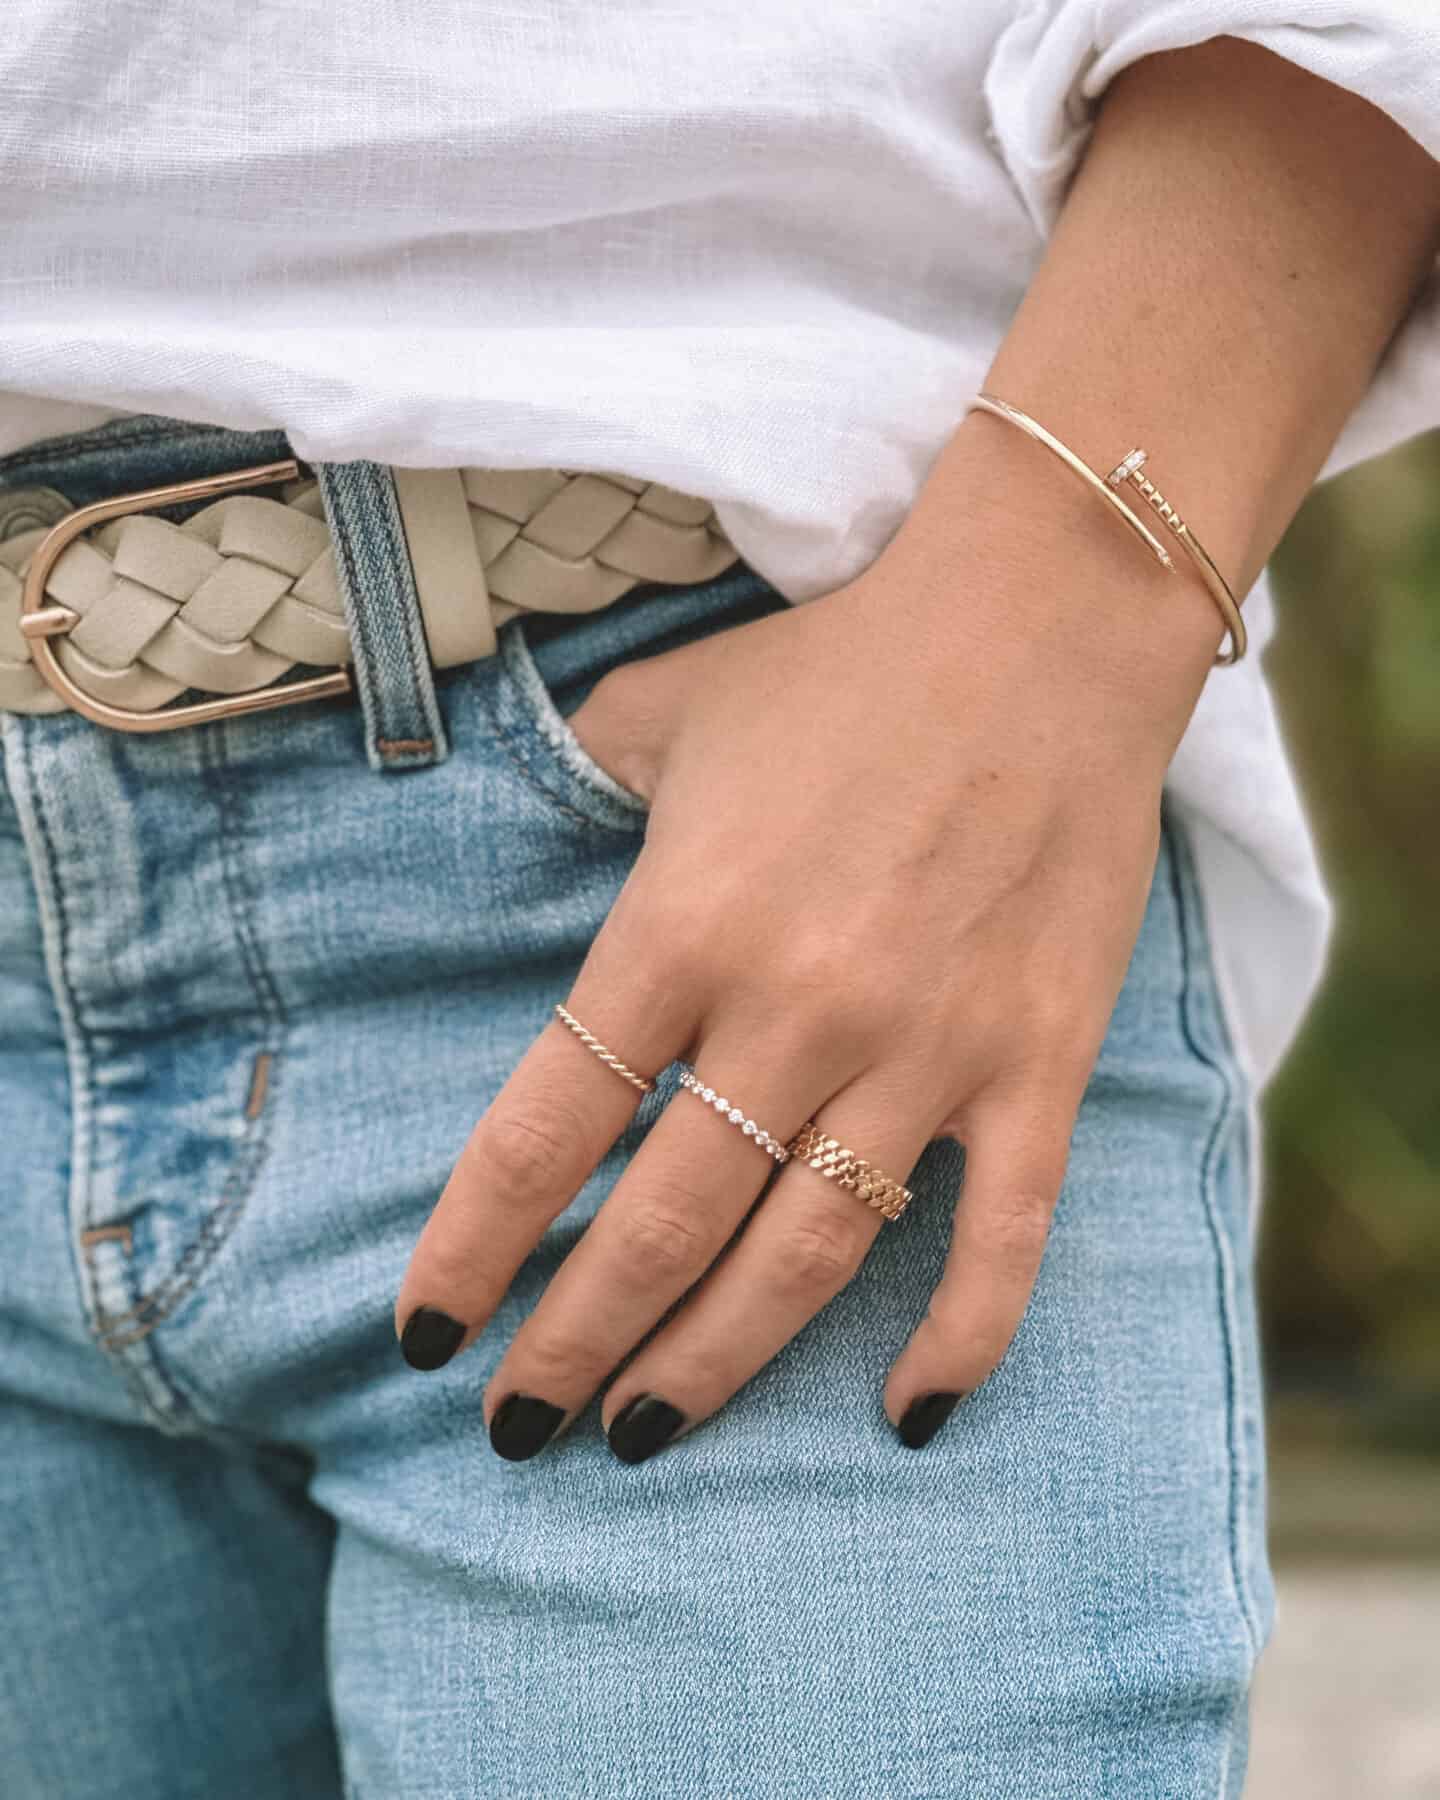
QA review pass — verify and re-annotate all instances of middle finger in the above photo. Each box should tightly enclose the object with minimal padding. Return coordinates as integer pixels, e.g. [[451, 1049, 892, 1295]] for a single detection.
[[482, 1027, 839, 1460], [599, 1080, 941, 1462]]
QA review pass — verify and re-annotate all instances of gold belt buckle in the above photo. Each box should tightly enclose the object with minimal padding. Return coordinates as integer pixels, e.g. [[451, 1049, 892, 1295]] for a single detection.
[[17, 459, 353, 733]]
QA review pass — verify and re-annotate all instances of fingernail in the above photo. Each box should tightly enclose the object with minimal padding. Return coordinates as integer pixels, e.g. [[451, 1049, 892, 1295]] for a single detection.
[[400, 1306, 467, 1371], [607, 1394, 686, 1465], [896, 1391, 963, 1449], [489, 1393, 567, 1462]]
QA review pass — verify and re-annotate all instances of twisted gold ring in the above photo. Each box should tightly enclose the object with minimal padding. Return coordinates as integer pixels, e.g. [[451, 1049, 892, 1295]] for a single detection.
[[553, 1003, 655, 1094]]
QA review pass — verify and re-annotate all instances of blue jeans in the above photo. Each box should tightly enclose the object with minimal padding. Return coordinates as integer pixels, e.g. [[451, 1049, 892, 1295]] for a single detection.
[[0, 421, 1269, 1798]]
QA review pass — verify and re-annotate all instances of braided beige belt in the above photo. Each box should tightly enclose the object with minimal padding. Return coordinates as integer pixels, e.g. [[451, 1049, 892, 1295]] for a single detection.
[[0, 459, 736, 730]]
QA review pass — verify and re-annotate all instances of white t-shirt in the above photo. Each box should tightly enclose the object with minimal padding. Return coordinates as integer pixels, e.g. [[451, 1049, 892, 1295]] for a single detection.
[[3, 0, 1438, 1083]]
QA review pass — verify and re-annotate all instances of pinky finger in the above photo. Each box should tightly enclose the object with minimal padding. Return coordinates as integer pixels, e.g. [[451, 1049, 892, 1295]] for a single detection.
[[883, 1090, 1075, 1448]]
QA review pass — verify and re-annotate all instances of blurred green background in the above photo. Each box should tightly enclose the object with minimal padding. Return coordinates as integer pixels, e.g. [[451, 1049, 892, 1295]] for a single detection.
[[1248, 431, 1439, 1797], [1263, 428, 1440, 1469]]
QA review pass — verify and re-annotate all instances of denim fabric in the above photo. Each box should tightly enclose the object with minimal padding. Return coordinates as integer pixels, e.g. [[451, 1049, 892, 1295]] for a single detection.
[[0, 414, 293, 511], [315, 461, 450, 772], [0, 422, 1270, 1799]]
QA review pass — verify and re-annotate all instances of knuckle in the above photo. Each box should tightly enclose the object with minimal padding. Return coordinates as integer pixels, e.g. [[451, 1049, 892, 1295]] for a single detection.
[[613, 1192, 712, 1277], [608, 889, 709, 986], [522, 1323, 608, 1389], [817, 997, 892, 1065], [480, 1108, 577, 1208], [761, 982, 885, 1074], [649, 920, 713, 991], [922, 1282, 976, 1343], [923, 1294, 1012, 1379], [980, 1187, 1054, 1271], [773, 929, 862, 1005], [413, 1228, 488, 1301], [628, 1329, 732, 1407], [771, 1206, 869, 1293]]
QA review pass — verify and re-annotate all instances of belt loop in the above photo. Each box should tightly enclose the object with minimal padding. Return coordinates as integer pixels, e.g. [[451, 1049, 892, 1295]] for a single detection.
[[313, 460, 449, 772]]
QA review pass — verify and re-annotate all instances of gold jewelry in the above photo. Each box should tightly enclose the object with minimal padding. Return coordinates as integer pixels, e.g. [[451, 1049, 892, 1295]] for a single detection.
[[964, 392, 1247, 665], [1102, 445, 1247, 664], [553, 1003, 655, 1094], [786, 1122, 914, 1222], [677, 1070, 790, 1161]]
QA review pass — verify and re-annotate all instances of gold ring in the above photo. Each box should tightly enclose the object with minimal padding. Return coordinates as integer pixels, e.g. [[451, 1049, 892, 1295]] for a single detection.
[[785, 1122, 914, 1222], [553, 1003, 654, 1094]]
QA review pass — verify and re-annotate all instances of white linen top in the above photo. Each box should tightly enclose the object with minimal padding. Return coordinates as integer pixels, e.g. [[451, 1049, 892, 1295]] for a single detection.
[[3, 0, 1438, 1084]]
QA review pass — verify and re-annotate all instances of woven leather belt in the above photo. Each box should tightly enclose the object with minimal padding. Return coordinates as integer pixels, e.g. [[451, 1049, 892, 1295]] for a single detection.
[[0, 458, 737, 730]]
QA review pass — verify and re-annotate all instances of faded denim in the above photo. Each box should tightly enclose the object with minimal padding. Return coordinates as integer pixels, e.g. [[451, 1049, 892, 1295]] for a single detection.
[[0, 421, 1269, 1798]]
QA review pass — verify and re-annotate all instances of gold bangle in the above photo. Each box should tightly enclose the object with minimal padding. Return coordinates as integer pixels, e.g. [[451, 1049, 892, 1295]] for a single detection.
[[964, 392, 1247, 666], [1106, 450, 1247, 665]]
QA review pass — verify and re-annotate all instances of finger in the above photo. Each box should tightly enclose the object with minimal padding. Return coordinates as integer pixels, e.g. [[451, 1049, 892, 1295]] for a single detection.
[[482, 1025, 841, 1460], [394, 941, 691, 1373], [599, 1078, 939, 1464], [882, 1089, 1074, 1448]]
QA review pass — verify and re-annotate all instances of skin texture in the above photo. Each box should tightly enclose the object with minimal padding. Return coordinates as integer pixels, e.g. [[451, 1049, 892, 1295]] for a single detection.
[[396, 37, 1440, 1458]]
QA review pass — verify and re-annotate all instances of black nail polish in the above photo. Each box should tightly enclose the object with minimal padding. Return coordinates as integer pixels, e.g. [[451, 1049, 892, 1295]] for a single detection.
[[400, 1306, 467, 1371], [489, 1393, 567, 1462], [897, 1391, 963, 1449], [607, 1394, 686, 1465]]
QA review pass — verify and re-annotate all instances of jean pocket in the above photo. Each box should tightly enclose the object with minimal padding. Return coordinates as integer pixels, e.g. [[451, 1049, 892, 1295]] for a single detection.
[[483, 564, 790, 834], [486, 611, 654, 834]]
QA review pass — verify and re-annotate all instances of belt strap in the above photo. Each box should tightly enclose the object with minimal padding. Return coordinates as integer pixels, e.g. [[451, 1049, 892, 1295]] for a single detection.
[[318, 461, 450, 772], [0, 464, 736, 720]]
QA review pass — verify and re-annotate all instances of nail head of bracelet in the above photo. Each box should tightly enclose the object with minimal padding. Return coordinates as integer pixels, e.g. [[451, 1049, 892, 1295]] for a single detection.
[[1106, 448, 1148, 486]]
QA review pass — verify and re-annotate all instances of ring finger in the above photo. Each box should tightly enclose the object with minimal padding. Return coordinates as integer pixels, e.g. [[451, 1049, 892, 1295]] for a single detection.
[[480, 1026, 841, 1459], [598, 1082, 939, 1463]]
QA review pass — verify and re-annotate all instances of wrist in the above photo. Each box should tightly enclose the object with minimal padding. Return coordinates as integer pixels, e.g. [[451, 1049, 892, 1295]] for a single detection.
[[870, 407, 1228, 724]]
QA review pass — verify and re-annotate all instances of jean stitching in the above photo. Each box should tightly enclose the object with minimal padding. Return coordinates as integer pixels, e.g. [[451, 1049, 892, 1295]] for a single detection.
[[478, 627, 650, 835], [93, 725, 287, 1349], [6, 725, 177, 1420], [507, 623, 650, 813], [1164, 809, 1263, 1665], [481, 682, 633, 834], [371, 465, 446, 751], [480, 674, 650, 838], [0, 418, 280, 482], [0, 420, 184, 476], [10, 724, 100, 1318], [328, 472, 393, 745], [471, 631, 647, 836], [324, 462, 446, 763]]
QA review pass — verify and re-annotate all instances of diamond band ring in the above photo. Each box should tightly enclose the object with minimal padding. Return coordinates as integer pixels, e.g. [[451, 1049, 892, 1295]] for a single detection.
[[553, 1011, 913, 1223], [677, 1070, 790, 1162], [676, 1073, 913, 1224]]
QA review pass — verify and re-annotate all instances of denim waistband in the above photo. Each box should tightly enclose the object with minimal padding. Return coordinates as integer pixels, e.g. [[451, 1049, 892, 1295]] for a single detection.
[[1, 415, 449, 772]]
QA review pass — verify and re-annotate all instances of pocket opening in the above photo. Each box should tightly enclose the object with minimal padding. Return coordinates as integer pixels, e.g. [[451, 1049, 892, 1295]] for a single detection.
[[489, 619, 652, 831]]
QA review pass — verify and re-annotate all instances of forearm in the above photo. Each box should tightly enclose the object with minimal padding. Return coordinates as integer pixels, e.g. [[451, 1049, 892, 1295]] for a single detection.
[[878, 35, 1440, 698]]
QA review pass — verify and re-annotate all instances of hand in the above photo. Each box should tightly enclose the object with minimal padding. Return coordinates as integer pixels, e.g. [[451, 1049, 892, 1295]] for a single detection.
[[395, 430, 1219, 1461]]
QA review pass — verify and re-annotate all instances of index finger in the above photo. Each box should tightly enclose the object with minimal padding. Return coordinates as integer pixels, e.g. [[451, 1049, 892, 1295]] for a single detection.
[[394, 978, 691, 1370]]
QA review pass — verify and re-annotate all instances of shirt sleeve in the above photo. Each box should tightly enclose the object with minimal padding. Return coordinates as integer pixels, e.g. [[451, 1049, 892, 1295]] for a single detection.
[[983, 2, 1440, 481]]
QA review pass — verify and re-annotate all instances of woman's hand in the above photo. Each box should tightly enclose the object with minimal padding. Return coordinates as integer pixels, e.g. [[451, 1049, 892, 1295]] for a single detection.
[[394, 421, 1222, 1460], [391, 23, 1440, 1458]]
